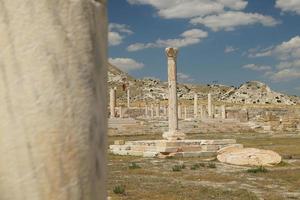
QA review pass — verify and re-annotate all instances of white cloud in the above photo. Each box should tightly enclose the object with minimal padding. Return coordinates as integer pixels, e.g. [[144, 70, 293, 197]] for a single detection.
[[242, 64, 272, 71], [108, 23, 133, 46], [269, 69, 300, 82], [109, 58, 144, 72], [109, 23, 134, 34], [127, 0, 247, 19], [247, 46, 273, 58], [127, 43, 154, 52], [276, 0, 300, 15], [109, 32, 123, 46], [249, 36, 300, 61], [127, 0, 278, 32], [273, 36, 300, 61], [190, 11, 279, 31], [127, 29, 208, 51], [217, 0, 248, 10], [224, 46, 238, 53], [277, 59, 300, 69], [247, 36, 300, 81], [177, 72, 194, 82]]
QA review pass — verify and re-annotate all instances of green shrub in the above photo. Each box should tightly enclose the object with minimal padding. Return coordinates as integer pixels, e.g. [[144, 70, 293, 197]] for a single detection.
[[190, 164, 200, 170], [113, 185, 125, 195], [207, 163, 216, 168], [129, 162, 141, 169], [172, 164, 185, 172], [198, 163, 206, 167], [247, 166, 268, 173]]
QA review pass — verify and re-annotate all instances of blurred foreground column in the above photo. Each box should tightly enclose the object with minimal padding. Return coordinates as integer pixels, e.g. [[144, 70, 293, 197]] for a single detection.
[[0, 0, 108, 199]]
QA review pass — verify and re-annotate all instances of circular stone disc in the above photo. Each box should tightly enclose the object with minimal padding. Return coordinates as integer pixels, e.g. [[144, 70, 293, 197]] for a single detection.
[[217, 148, 281, 166]]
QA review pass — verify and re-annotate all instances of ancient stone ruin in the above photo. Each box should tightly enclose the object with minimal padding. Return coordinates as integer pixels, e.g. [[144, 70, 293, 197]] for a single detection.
[[109, 47, 243, 158]]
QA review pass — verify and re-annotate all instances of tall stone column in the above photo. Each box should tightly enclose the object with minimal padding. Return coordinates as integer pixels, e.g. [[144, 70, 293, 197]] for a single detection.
[[150, 104, 154, 118], [0, 1, 107, 199], [127, 88, 130, 108], [184, 106, 188, 120], [119, 107, 123, 118], [200, 105, 207, 119], [221, 105, 226, 119], [200, 105, 204, 118], [163, 48, 185, 140], [163, 106, 167, 116], [145, 106, 149, 118], [155, 104, 160, 117], [208, 93, 213, 118], [178, 104, 182, 119], [110, 88, 117, 118], [194, 94, 198, 118]]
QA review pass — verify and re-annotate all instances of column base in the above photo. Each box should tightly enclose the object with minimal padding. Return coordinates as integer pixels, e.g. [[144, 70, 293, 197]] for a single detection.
[[162, 130, 186, 140]]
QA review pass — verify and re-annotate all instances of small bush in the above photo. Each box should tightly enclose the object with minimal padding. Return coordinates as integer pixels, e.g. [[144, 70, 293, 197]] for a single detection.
[[129, 162, 141, 169], [113, 185, 125, 195], [247, 166, 268, 173], [198, 163, 206, 167], [207, 163, 216, 168], [172, 164, 185, 172], [190, 164, 200, 170]]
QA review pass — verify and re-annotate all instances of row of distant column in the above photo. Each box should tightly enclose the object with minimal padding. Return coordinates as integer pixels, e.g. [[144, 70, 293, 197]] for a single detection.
[[143, 94, 227, 120], [109, 87, 227, 120]]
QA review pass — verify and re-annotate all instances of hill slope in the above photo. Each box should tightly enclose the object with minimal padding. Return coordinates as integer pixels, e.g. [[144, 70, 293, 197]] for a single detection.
[[108, 64, 300, 105]]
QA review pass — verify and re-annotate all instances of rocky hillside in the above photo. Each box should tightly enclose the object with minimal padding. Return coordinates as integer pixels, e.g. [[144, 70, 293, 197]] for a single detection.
[[108, 63, 300, 105], [221, 81, 297, 105]]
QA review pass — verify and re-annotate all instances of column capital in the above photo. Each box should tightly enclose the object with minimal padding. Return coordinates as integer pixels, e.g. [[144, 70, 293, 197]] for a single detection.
[[165, 47, 178, 59]]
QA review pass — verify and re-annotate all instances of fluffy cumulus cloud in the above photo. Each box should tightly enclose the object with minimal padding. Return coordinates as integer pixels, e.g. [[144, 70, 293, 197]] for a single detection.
[[276, 0, 300, 15], [248, 36, 300, 61], [127, 0, 247, 19], [246, 36, 300, 81], [224, 46, 238, 53], [268, 69, 300, 82], [242, 64, 272, 71], [190, 11, 279, 31], [109, 23, 133, 46], [127, 29, 208, 51], [109, 58, 144, 72], [127, 0, 279, 31]]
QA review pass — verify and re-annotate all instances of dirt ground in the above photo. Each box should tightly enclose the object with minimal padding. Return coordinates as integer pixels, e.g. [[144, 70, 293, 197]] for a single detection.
[[108, 130, 300, 200]]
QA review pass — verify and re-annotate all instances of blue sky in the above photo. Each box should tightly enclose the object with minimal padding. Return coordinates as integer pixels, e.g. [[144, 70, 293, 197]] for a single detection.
[[108, 0, 300, 96]]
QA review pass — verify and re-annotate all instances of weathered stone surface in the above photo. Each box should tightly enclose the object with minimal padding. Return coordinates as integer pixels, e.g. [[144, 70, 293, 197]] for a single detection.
[[110, 88, 117, 118], [114, 140, 125, 145], [217, 148, 282, 166], [164, 47, 186, 140], [217, 144, 244, 154], [110, 139, 240, 158], [0, 0, 108, 199]]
